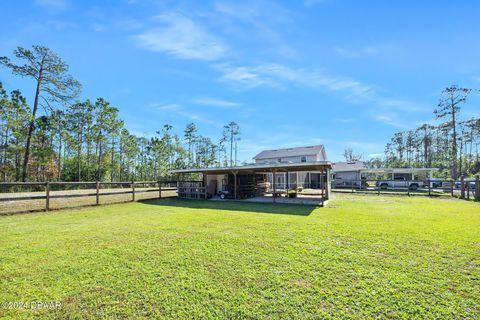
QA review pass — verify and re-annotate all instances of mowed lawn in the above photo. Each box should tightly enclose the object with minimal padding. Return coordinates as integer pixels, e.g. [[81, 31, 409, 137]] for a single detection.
[[0, 195, 478, 319]]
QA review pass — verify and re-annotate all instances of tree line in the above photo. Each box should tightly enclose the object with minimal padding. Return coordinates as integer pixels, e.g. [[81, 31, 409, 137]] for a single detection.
[[0, 45, 241, 182], [376, 86, 479, 179]]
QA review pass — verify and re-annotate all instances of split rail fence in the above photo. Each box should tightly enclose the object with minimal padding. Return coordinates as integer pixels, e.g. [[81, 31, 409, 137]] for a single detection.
[[0, 181, 178, 214]]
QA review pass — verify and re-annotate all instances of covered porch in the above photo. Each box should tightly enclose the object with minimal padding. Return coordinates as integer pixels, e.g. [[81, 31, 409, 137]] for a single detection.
[[171, 161, 331, 206]]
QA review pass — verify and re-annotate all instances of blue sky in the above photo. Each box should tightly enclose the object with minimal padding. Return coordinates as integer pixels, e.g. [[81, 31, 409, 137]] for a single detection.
[[1, 0, 480, 162]]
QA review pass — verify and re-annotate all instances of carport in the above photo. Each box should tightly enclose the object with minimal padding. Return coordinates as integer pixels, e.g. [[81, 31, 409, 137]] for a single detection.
[[171, 161, 332, 206]]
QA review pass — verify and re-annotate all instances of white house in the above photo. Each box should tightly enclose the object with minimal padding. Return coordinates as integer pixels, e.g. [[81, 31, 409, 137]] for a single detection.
[[253, 145, 328, 189]]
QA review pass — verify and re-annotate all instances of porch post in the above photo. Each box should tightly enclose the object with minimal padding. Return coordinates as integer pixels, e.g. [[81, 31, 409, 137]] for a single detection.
[[286, 171, 290, 190], [203, 172, 207, 199], [325, 167, 331, 200], [233, 170, 238, 200], [475, 175, 480, 201], [321, 168, 325, 199], [176, 173, 180, 198], [272, 170, 276, 203]]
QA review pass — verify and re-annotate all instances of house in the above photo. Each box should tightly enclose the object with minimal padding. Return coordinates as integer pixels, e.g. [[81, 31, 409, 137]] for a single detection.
[[171, 144, 331, 205], [253, 145, 328, 190], [254, 145, 327, 164], [332, 161, 365, 187]]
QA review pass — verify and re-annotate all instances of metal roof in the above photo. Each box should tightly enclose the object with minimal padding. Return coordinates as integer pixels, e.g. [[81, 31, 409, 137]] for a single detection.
[[332, 161, 365, 172], [171, 161, 331, 174], [253, 145, 326, 160]]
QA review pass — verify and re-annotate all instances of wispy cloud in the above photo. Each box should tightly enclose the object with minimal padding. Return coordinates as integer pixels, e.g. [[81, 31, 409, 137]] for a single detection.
[[150, 102, 218, 126], [368, 153, 384, 158], [153, 103, 181, 111], [215, 62, 429, 128], [213, 1, 297, 59], [371, 112, 410, 129], [334, 44, 404, 59], [189, 97, 243, 108], [215, 63, 375, 101], [134, 13, 227, 60]]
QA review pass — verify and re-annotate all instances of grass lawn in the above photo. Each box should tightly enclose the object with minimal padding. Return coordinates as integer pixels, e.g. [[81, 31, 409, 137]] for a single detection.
[[0, 194, 478, 319]]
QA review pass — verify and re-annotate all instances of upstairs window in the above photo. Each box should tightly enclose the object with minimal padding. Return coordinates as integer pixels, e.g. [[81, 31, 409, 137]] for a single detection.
[[301, 156, 307, 162], [277, 158, 282, 163]]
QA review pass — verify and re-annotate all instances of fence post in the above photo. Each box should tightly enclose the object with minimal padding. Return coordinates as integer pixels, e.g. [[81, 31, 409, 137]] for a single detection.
[[96, 181, 100, 205], [451, 180, 454, 197], [428, 179, 431, 197], [45, 181, 50, 211], [475, 175, 479, 201], [132, 180, 136, 202], [158, 180, 162, 199], [460, 176, 465, 199]]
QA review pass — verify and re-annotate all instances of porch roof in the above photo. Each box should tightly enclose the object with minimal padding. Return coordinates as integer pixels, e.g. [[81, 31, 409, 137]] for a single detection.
[[171, 161, 331, 175], [360, 168, 439, 174]]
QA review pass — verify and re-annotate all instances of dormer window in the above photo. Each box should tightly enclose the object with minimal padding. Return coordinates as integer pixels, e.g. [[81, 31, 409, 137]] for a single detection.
[[301, 156, 306, 162]]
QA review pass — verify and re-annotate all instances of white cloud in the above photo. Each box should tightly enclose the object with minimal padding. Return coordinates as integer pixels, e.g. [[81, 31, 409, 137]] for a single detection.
[[216, 62, 429, 128], [155, 103, 181, 111], [335, 44, 405, 59], [134, 13, 227, 60], [150, 102, 219, 126], [216, 63, 375, 101], [213, 1, 297, 59], [189, 97, 243, 108], [368, 153, 384, 158], [371, 112, 410, 129]]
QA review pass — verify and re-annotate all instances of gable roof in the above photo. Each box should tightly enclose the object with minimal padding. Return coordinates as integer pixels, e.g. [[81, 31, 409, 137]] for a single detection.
[[332, 161, 365, 172], [254, 145, 326, 160]]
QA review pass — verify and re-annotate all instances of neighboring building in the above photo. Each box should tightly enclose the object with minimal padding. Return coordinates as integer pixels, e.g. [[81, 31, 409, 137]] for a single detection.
[[253, 145, 328, 189], [332, 161, 365, 187]]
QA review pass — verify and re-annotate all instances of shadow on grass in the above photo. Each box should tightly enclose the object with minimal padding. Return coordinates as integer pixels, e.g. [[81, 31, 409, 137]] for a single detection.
[[140, 197, 316, 216]]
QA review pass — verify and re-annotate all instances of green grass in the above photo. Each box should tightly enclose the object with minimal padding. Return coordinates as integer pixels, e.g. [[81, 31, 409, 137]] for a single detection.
[[0, 194, 478, 319]]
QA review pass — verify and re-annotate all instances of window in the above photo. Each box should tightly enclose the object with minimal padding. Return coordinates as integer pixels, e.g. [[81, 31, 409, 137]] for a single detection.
[[278, 158, 282, 162], [301, 156, 306, 162]]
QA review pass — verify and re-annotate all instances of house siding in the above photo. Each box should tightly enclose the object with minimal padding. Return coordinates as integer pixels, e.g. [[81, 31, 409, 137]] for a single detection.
[[255, 155, 318, 164]]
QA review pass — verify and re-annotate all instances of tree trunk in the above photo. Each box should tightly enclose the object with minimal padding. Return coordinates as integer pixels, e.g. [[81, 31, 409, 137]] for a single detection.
[[451, 97, 458, 180], [22, 66, 43, 181], [77, 127, 82, 181], [230, 134, 233, 167], [110, 136, 115, 182], [3, 127, 8, 182], [57, 133, 62, 180]]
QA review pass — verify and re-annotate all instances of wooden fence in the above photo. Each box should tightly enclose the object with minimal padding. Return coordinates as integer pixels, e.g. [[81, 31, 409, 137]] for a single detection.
[[0, 181, 178, 214], [332, 176, 480, 201]]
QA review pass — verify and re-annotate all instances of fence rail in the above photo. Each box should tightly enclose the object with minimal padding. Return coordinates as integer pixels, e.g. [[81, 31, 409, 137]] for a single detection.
[[332, 177, 480, 201], [0, 180, 178, 214]]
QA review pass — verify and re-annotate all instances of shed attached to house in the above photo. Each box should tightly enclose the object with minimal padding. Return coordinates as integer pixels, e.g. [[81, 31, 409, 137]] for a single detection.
[[171, 145, 332, 205]]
